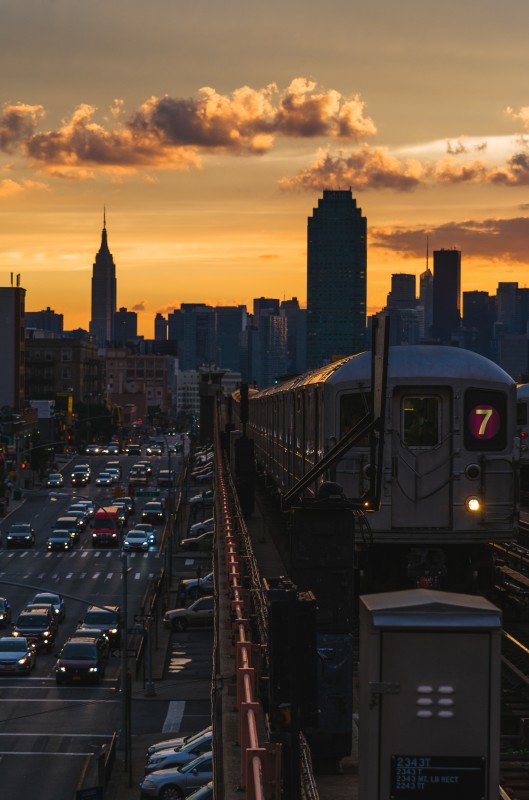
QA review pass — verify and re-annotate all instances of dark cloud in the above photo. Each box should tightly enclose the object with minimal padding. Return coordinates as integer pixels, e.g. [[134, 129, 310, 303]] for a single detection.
[[0, 104, 44, 152], [371, 216, 529, 262], [279, 146, 425, 192], [131, 300, 146, 312]]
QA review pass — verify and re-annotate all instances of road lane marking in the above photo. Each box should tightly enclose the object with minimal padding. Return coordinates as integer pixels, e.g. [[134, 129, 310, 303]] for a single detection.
[[162, 700, 185, 732]]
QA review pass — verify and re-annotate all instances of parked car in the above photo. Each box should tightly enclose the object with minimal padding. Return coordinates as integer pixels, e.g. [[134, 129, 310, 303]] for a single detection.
[[0, 597, 12, 628], [12, 609, 56, 652], [139, 752, 213, 799], [163, 596, 214, 631], [55, 636, 108, 685], [141, 501, 165, 524], [30, 592, 65, 622], [0, 636, 36, 674], [189, 491, 213, 506], [194, 471, 213, 484], [178, 572, 214, 603], [145, 729, 213, 773], [146, 726, 213, 758], [123, 530, 151, 552], [189, 518, 214, 536], [46, 473, 64, 487], [179, 530, 213, 552], [5, 523, 36, 548]]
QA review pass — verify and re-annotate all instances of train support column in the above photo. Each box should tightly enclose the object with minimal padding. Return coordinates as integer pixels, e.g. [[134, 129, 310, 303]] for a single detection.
[[359, 589, 502, 800]]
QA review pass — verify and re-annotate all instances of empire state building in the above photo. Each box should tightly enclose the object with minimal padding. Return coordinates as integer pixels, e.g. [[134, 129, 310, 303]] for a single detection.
[[89, 213, 117, 345]]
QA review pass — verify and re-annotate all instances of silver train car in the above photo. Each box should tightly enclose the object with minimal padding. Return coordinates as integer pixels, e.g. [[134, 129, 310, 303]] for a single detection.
[[516, 382, 529, 488], [235, 345, 520, 593]]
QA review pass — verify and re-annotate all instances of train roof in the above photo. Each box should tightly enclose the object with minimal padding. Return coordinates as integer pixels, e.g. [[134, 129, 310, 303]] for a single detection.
[[252, 345, 515, 398]]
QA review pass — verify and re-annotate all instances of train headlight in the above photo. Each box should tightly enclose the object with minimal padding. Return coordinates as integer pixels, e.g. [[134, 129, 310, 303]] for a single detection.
[[465, 463, 481, 481], [465, 496, 481, 513]]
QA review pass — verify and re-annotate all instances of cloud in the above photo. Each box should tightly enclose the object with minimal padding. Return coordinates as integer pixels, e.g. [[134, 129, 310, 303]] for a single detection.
[[279, 145, 425, 192], [506, 105, 529, 130], [371, 216, 529, 262], [0, 104, 44, 152], [1, 80, 375, 178], [0, 177, 49, 197], [258, 253, 280, 260], [131, 301, 146, 312]]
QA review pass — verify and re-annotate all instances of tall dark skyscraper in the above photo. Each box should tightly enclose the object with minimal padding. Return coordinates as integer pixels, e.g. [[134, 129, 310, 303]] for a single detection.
[[306, 189, 366, 369], [432, 248, 461, 344], [89, 212, 117, 345]]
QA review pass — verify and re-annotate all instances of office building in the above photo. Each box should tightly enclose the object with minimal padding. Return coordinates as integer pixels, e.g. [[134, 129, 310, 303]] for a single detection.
[[0, 284, 26, 412], [25, 306, 63, 335], [114, 307, 137, 344], [431, 249, 461, 344], [307, 189, 366, 368], [89, 213, 117, 345]]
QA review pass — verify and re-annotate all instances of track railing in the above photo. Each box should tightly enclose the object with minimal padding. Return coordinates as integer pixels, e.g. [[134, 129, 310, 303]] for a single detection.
[[214, 421, 281, 800]]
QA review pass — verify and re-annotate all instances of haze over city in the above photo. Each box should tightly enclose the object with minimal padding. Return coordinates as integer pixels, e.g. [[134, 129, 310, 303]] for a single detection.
[[2, 0, 529, 337]]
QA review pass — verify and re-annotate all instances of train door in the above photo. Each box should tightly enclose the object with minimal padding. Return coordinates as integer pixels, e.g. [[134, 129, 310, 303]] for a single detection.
[[391, 389, 452, 528]]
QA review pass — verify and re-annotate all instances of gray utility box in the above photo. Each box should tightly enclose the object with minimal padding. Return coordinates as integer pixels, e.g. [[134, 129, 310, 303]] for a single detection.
[[359, 589, 502, 800]]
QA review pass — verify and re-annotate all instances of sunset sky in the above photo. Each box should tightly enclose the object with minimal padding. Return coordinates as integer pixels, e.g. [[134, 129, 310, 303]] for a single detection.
[[2, 0, 529, 337]]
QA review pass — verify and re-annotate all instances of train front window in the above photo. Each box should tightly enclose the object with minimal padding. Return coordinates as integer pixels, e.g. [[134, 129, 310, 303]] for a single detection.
[[340, 392, 370, 444], [403, 396, 439, 447]]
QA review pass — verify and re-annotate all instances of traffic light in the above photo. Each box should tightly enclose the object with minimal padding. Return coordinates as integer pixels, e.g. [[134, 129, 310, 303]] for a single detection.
[[20, 461, 28, 470]]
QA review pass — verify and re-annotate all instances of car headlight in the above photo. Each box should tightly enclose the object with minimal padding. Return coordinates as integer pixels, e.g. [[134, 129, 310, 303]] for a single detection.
[[89, 667, 98, 673], [58, 666, 67, 672], [43, 631, 51, 637], [17, 656, 29, 665], [12, 631, 20, 637], [109, 628, 118, 635]]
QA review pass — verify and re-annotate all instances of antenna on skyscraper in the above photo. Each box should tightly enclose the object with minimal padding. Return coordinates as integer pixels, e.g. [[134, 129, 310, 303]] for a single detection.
[[103, 205, 106, 229], [16, 274, 20, 287], [426, 235, 429, 269], [10, 272, 13, 287]]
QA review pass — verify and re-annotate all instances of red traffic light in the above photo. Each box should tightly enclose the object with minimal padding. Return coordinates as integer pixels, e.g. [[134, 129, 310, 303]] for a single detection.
[[20, 461, 28, 470]]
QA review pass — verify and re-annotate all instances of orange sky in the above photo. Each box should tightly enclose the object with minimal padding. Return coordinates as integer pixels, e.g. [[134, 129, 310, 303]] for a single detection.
[[2, 1, 529, 337]]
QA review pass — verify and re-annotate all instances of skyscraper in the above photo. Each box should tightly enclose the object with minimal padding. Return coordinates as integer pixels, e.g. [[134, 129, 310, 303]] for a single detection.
[[306, 189, 366, 369], [89, 212, 117, 345], [0, 284, 26, 411], [431, 249, 461, 344]]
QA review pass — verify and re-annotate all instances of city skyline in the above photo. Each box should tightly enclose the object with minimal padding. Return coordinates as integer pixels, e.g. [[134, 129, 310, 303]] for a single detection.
[[3, 1, 529, 337]]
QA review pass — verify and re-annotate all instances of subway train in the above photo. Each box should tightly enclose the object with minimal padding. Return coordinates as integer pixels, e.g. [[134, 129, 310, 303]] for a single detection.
[[516, 382, 529, 489], [232, 345, 520, 594]]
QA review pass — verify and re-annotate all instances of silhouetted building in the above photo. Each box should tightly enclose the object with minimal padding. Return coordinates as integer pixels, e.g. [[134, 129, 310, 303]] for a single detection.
[[419, 266, 434, 339], [89, 213, 117, 345], [25, 337, 102, 405], [387, 274, 416, 310], [280, 297, 307, 373], [0, 285, 26, 412], [462, 291, 494, 358], [431, 249, 461, 343], [307, 189, 366, 368], [154, 313, 168, 341], [215, 306, 246, 372], [25, 306, 63, 335], [113, 307, 137, 343]]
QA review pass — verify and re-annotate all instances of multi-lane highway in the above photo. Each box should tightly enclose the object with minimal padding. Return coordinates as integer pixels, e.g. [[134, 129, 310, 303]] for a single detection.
[[0, 438, 211, 800]]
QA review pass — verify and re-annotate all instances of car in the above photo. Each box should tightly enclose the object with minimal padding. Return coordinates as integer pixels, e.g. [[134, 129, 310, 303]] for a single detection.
[[163, 596, 214, 631], [0, 636, 36, 674], [133, 523, 156, 544], [189, 518, 214, 536], [105, 461, 122, 477], [30, 592, 65, 622], [71, 472, 89, 487], [146, 443, 163, 456], [105, 468, 121, 483], [179, 530, 213, 552], [194, 471, 213, 484], [157, 470, 176, 488], [23, 604, 60, 629], [12, 609, 56, 652], [66, 509, 88, 530], [145, 729, 213, 774], [82, 605, 121, 646], [126, 444, 142, 456], [178, 572, 214, 603], [46, 473, 64, 487], [123, 530, 151, 551], [47, 530, 74, 551], [129, 465, 148, 485], [96, 472, 113, 486], [146, 726, 213, 758], [85, 444, 101, 455], [139, 752, 213, 799], [104, 443, 120, 455], [53, 516, 81, 542], [70, 626, 110, 658], [189, 491, 213, 506], [141, 501, 165, 524], [5, 522, 36, 548], [76, 499, 96, 518], [0, 597, 12, 628], [55, 636, 107, 685], [113, 498, 133, 519], [119, 495, 136, 515], [136, 459, 153, 475]]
